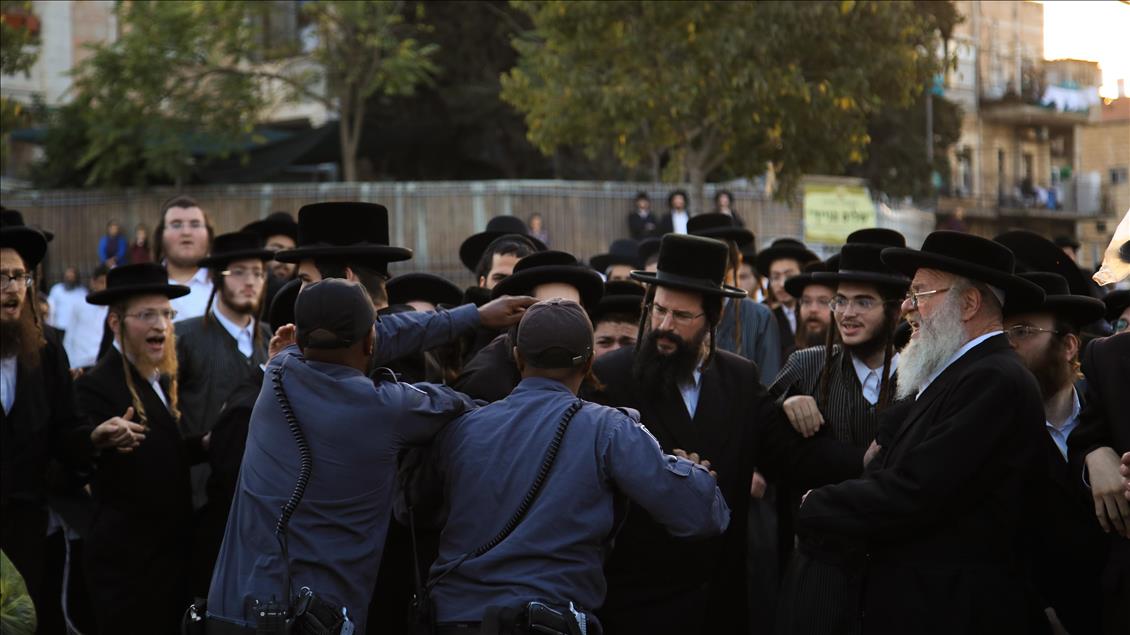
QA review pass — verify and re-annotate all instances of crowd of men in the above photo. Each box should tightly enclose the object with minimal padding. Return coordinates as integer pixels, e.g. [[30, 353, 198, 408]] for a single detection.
[[1, 193, 1129, 635]]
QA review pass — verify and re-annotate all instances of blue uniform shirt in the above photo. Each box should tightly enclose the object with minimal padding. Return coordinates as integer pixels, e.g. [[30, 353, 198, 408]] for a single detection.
[[429, 377, 730, 623], [376, 303, 479, 364], [207, 346, 476, 632]]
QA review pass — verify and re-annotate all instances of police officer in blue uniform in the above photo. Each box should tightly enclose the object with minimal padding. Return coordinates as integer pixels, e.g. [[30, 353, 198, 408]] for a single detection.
[[425, 299, 730, 634]]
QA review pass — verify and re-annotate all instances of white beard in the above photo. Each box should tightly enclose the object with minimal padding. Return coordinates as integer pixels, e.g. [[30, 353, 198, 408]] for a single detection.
[[896, 294, 968, 400]]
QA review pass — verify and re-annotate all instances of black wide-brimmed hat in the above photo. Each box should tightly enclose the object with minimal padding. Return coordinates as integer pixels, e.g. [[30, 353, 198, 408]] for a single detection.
[[268, 278, 302, 333], [845, 227, 906, 249], [198, 232, 275, 269], [590, 238, 641, 273], [814, 243, 911, 292], [1003, 272, 1105, 328], [631, 234, 746, 298], [0, 209, 48, 268], [589, 280, 646, 324], [638, 237, 662, 266], [87, 263, 189, 306], [458, 215, 547, 271], [386, 272, 463, 308], [274, 202, 412, 267], [462, 285, 493, 308], [994, 230, 1095, 298], [1, 208, 53, 242], [881, 230, 1044, 307], [1104, 289, 1130, 323], [687, 213, 754, 247], [242, 211, 298, 243], [755, 238, 818, 275], [740, 244, 758, 273], [492, 250, 604, 308], [784, 259, 837, 299]]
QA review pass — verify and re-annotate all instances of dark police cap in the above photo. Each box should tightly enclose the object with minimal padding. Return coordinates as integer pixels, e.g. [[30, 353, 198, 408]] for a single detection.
[[515, 299, 594, 369], [294, 278, 375, 350]]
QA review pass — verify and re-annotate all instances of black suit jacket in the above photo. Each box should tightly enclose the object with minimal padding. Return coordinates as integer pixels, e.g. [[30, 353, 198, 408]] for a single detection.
[[772, 304, 796, 362], [1068, 333, 1130, 466], [588, 346, 862, 634], [798, 335, 1047, 634], [627, 210, 660, 240]]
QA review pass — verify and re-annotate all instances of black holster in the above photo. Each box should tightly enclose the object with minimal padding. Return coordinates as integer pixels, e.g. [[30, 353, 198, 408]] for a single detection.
[[481, 602, 597, 635]]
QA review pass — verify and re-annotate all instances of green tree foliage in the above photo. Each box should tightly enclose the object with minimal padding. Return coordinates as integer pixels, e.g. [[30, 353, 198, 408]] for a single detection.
[[501, 1, 950, 207], [1, 1, 41, 173]]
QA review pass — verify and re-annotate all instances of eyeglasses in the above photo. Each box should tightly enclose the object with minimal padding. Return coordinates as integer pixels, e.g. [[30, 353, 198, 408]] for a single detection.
[[221, 268, 266, 281], [649, 303, 704, 327], [0, 272, 33, 289], [122, 308, 178, 325], [1113, 318, 1128, 333], [829, 295, 884, 314], [904, 287, 951, 310], [1004, 324, 1061, 341]]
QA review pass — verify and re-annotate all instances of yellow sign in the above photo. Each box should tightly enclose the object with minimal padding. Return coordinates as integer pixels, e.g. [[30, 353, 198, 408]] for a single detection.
[[803, 183, 876, 244]]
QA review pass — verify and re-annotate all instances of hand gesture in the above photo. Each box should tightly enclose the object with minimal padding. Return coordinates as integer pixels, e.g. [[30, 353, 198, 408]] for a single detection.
[[478, 295, 536, 330], [783, 395, 824, 438], [750, 470, 767, 499], [1086, 447, 1130, 538], [90, 407, 147, 453], [269, 323, 296, 359], [672, 448, 717, 480], [863, 440, 882, 468], [1121, 451, 1130, 502]]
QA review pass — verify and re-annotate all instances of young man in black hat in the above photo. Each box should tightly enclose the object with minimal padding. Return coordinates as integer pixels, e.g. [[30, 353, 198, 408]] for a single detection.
[[591, 280, 645, 360], [242, 211, 299, 311], [589, 238, 639, 282], [589, 234, 863, 635], [1002, 272, 1108, 635], [459, 215, 546, 290], [796, 230, 1049, 633], [274, 202, 534, 369], [757, 238, 820, 362], [659, 188, 691, 235], [627, 191, 659, 240], [205, 279, 479, 635], [781, 258, 836, 357], [75, 262, 207, 632], [454, 251, 604, 402]]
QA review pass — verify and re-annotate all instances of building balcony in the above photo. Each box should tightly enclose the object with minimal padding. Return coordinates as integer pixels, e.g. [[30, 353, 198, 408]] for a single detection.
[[980, 101, 1092, 127], [939, 174, 1104, 219]]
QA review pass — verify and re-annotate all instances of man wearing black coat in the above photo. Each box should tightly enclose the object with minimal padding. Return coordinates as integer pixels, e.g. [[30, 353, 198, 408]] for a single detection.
[[588, 234, 864, 634], [797, 231, 1049, 634], [627, 191, 660, 240]]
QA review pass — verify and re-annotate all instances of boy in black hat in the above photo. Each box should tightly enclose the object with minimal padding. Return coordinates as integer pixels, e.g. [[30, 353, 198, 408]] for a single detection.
[[757, 238, 819, 362], [590, 280, 645, 359], [627, 191, 659, 240], [797, 230, 1048, 633], [454, 251, 604, 402], [589, 234, 863, 635], [458, 215, 546, 289], [1002, 272, 1107, 635], [75, 263, 206, 632], [590, 238, 640, 282]]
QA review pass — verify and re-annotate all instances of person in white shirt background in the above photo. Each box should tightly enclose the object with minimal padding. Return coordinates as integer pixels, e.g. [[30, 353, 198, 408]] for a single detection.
[[153, 195, 214, 322], [61, 264, 109, 369], [46, 266, 86, 332]]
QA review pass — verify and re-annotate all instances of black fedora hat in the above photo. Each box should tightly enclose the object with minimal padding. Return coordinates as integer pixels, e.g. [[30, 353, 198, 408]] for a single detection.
[[638, 237, 662, 267], [268, 278, 301, 333], [881, 230, 1044, 307], [0, 210, 48, 268], [242, 211, 298, 243], [1003, 272, 1105, 328], [687, 213, 754, 247], [813, 243, 911, 292], [87, 263, 189, 306], [492, 250, 604, 309], [590, 238, 641, 273], [458, 215, 547, 271], [784, 259, 837, 299], [1103, 289, 1130, 323], [386, 272, 463, 308], [589, 279, 646, 324], [1, 208, 54, 243], [845, 227, 906, 248], [755, 238, 818, 275], [631, 234, 746, 298], [462, 285, 493, 308], [274, 202, 412, 266], [994, 230, 1095, 298], [198, 232, 275, 269]]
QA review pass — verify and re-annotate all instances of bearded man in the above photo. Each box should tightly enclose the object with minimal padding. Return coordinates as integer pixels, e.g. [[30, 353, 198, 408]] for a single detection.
[[796, 231, 1048, 634], [589, 234, 863, 634], [241, 211, 299, 315], [75, 263, 207, 632], [1003, 272, 1108, 635], [781, 258, 836, 358]]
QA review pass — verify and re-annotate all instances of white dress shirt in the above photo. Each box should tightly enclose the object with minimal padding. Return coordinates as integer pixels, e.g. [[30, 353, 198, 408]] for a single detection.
[[62, 302, 109, 368], [781, 304, 797, 333], [1046, 387, 1081, 461], [46, 283, 88, 330], [678, 368, 704, 418], [917, 331, 1001, 399], [169, 267, 213, 323], [211, 304, 255, 358], [671, 210, 689, 234], [851, 352, 900, 405], [1, 356, 16, 414]]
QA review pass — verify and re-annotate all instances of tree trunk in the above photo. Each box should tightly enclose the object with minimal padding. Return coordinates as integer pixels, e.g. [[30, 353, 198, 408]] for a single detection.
[[649, 152, 661, 183], [688, 162, 707, 217], [338, 84, 365, 182]]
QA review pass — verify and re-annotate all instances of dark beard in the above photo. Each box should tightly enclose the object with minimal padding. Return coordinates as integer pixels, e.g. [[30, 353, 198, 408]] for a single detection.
[[797, 320, 829, 348], [220, 286, 260, 317], [632, 328, 706, 396], [1030, 339, 1075, 400]]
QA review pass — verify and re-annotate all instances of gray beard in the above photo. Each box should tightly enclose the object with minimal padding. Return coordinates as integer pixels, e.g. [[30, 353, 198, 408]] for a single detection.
[[895, 295, 968, 400]]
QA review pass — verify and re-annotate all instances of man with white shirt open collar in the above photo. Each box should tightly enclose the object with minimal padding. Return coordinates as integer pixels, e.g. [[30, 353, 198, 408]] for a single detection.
[[155, 195, 215, 322], [796, 230, 1050, 634]]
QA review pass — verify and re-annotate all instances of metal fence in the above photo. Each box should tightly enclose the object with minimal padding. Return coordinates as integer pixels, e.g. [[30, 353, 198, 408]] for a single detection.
[[2, 180, 800, 286]]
